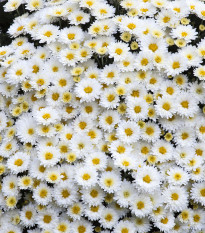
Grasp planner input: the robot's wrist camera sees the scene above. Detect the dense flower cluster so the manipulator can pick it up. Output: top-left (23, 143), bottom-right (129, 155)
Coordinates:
top-left (1, 0), bottom-right (205, 232)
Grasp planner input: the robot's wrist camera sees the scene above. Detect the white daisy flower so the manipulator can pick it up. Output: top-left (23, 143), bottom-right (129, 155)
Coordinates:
top-left (163, 186), bottom-right (188, 212)
top-left (99, 171), bottom-right (121, 193)
top-left (7, 152), bottom-right (30, 174)
top-left (37, 146), bottom-right (61, 167)
top-left (133, 165), bottom-right (162, 193)
top-left (130, 194), bottom-right (153, 217)
top-left (75, 78), bottom-right (102, 102)
top-left (116, 120), bottom-right (140, 144)
top-left (34, 107), bottom-right (60, 125)
top-left (75, 165), bottom-right (98, 188)
top-left (108, 42), bottom-right (130, 62)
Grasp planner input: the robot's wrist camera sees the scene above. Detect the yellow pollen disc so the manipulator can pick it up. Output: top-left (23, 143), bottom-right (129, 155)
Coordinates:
top-left (82, 173), bottom-right (91, 180)
top-left (149, 44), bottom-right (158, 52)
top-left (92, 158), bottom-right (100, 165)
top-left (42, 113), bottom-right (51, 120)
top-left (50, 174), bottom-right (58, 181)
top-left (62, 189), bottom-right (70, 198)
top-left (163, 16), bottom-right (170, 23)
top-left (181, 101), bottom-right (189, 108)
top-left (122, 160), bottom-right (130, 166)
top-left (25, 211), bottom-right (32, 220)
top-left (115, 48), bottom-right (123, 55)
top-left (105, 116), bottom-right (113, 125)
top-left (28, 128), bottom-right (34, 135)
top-left (181, 32), bottom-right (188, 37)
top-left (134, 106), bottom-right (141, 113)
top-left (174, 173), bottom-right (182, 180)
top-left (127, 23), bottom-right (136, 30)
top-left (171, 193), bottom-right (179, 200)
top-left (36, 78), bottom-right (45, 86)
top-left (143, 175), bottom-right (151, 183)
top-left (66, 53), bottom-right (74, 60)
top-left (32, 65), bottom-right (39, 73)
top-left (16, 70), bottom-right (23, 76)
top-left (52, 93), bottom-right (59, 101)
top-left (181, 132), bottom-right (189, 140)
top-left (90, 205), bottom-right (99, 212)
top-left (79, 121), bottom-right (87, 130)
top-left (124, 128), bottom-right (133, 136)
top-left (43, 215), bottom-right (52, 223)
top-left (58, 224), bottom-right (67, 232)
top-left (117, 146), bottom-right (125, 154)
top-left (162, 102), bottom-right (171, 111)
top-left (161, 217), bottom-right (168, 224)
top-left (107, 72), bottom-right (114, 78)
top-left (72, 205), bottom-right (81, 214)
top-left (104, 178), bottom-right (114, 187)
top-left (76, 15), bottom-right (83, 21)
top-left (200, 188), bottom-right (205, 197)
top-left (123, 191), bottom-right (130, 198)
top-left (159, 146), bottom-right (167, 154)
top-left (14, 159), bottom-right (23, 166)
top-left (90, 189), bottom-right (98, 198)
top-left (44, 31), bottom-right (52, 37)
top-left (84, 86), bottom-right (93, 93)
top-left (199, 126), bottom-right (205, 134)
top-left (39, 189), bottom-right (48, 198)
top-left (181, 211), bottom-right (189, 220)
top-left (105, 214), bottom-right (113, 222)
top-left (67, 33), bottom-right (75, 40)
top-left (172, 61), bottom-right (180, 69)
top-left (44, 152), bottom-right (53, 160)
top-left (193, 214), bottom-right (200, 222)
top-left (107, 94), bottom-right (115, 102)
top-left (145, 127), bottom-right (154, 135)
top-left (78, 225), bottom-right (86, 233)
top-left (141, 58), bottom-right (148, 66)
top-left (137, 201), bottom-right (145, 209)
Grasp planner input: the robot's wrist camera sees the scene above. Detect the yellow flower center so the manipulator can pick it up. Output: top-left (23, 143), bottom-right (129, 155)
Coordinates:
top-left (137, 201), bottom-right (145, 209)
top-left (162, 102), bottom-right (171, 111)
top-left (25, 211), bottom-right (32, 220)
top-left (105, 214), bottom-right (113, 222)
top-left (82, 173), bottom-right (91, 180)
top-left (42, 113), bottom-right (51, 120)
top-left (149, 43), bottom-right (158, 52)
top-left (134, 106), bottom-right (141, 113)
top-left (124, 128), bottom-right (133, 136)
top-left (105, 116), bottom-right (113, 125)
top-left (104, 178), bottom-right (114, 187)
top-left (90, 189), bottom-right (98, 198)
top-left (127, 23), bottom-right (136, 30)
top-left (39, 189), bottom-right (48, 198)
top-left (84, 86), bottom-right (93, 93)
top-left (44, 31), bottom-right (52, 37)
top-left (141, 58), bottom-right (148, 66)
top-left (117, 146), bottom-right (125, 154)
top-left (172, 61), bottom-right (180, 69)
top-left (200, 188), bottom-right (205, 197)
top-left (62, 189), bottom-right (70, 198)
top-left (16, 69), bottom-right (23, 76)
top-left (159, 146), bottom-right (167, 154)
top-left (143, 175), bottom-right (151, 183)
top-left (181, 101), bottom-right (189, 108)
top-left (145, 127), bottom-right (154, 135)
top-left (44, 152), bottom-right (53, 160)
top-left (92, 158), bottom-right (100, 165)
top-left (171, 193), bottom-right (179, 200)
top-left (43, 215), bottom-right (52, 223)
top-left (14, 159), bottom-right (23, 166)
